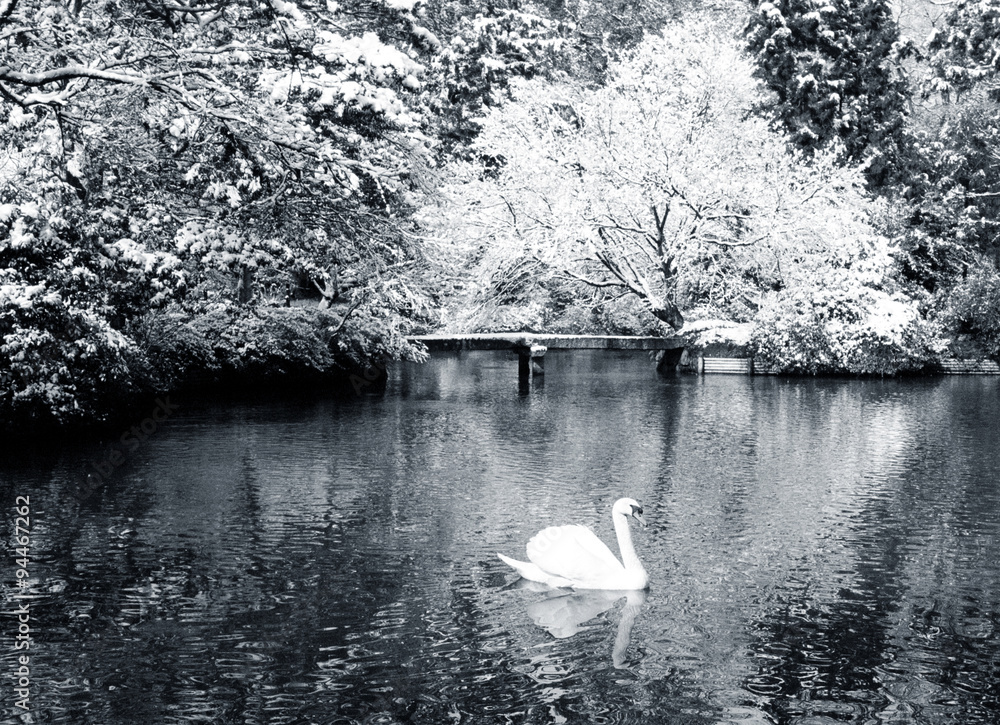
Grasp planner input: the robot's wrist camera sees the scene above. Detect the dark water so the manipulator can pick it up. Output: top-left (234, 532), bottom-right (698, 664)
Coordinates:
top-left (2, 351), bottom-right (1000, 724)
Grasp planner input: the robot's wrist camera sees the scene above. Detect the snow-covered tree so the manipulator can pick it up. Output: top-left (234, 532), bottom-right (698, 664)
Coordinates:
top-left (926, 0), bottom-right (1000, 101)
top-left (0, 0), bottom-right (446, 425)
top-left (422, 21), bottom-right (894, 324)
top-left (745, 0), bottom-right (910, 185)
top-left (419, 17), bottom-right (943, 372)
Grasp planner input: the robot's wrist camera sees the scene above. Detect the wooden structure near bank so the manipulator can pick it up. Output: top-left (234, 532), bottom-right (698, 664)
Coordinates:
top-left (699, 357), bottom-right (753, 375)
top-left (409, 333), bottom-right (1000, 387)
top-left (938, 359), bottom-right (1000, 375)
top-left (409, 333), bottom-right (685, 386)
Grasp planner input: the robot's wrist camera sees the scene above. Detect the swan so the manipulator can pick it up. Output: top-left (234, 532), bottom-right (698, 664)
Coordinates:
top-left (497, 498), bottom-right (649, 590)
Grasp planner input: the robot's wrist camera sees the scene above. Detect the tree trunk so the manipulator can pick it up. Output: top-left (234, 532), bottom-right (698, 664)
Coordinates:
top-left (237, 265), bottom-right (254, 304)
top-left (650, 301), bottom-right (684, 331)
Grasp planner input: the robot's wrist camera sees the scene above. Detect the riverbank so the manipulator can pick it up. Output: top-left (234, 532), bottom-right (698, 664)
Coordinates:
top-left (0, 304), bottom-right (427, 441)
top-left (679, 318), bottom-right (999, 377)
top-left (4, 310), bottom-right (998, 440)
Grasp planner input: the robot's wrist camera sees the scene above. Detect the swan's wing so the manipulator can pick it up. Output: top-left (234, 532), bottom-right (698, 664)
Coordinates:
top-left (497, 553), bottom-right (575, 588)
top-left (525, 525), bottom-right (625, 584)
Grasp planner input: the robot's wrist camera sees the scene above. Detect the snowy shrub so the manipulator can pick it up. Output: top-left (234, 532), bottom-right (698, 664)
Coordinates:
top-left (751, 271), bottom-right (944, 375)
top-left (939, 259), bottom-right (1000, 358)
top-left (0, 284), bottom-right (142, 427)
top-left (165, 302), bottom-right (426, 386)
top-left (332, 300), bottom-right (430, 366)
top-left (0, 199), bottom-right (184, 428)
top-left (188, 305), bottom-right (340, 381)
top-left (129, 313), bottom-right (220, 391)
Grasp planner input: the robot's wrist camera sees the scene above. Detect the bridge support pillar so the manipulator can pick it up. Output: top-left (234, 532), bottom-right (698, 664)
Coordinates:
top-left (516, 344), bottom-right (546, 386)
top-left (656, 347), bottom-right (685, 375)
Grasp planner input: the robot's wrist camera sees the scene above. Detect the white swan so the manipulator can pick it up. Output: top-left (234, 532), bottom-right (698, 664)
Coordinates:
top-left (497, 498), bottom-right (649, 590)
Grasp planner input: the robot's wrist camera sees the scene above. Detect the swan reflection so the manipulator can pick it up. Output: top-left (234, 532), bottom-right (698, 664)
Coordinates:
top-left (516, 582), bottom-right (647, 667)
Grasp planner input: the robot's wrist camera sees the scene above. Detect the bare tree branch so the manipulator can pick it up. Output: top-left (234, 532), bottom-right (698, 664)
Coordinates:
top-left (327, 294), bottom-right (367, 337)
top-left (558, 266), bottom-right (622, 288)
top-left (0, 64), bottom-right (151, 88)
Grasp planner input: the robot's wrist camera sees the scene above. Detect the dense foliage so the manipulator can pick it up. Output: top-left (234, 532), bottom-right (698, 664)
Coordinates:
top-left (4, 0), bottom-right (1000, 429)
top-left (926, 0), bottom-right (1000, 100)
top-left (894, 0), bottom-right (1000, 359)
top-left (417, 18), bottom-right (943, 374)
top-left (744, 0), bottom-right (910, 185)
top-left (740, 0), bottom-right (1000, 368)
top-left (0, 0), bottom-right (461, 427)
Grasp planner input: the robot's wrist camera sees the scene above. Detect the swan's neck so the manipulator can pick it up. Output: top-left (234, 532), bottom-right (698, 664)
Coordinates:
top-left (613, 513), bottom-right (644, 572)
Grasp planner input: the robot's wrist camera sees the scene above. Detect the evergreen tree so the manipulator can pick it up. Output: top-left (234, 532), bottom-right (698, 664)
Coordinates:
top-left (927, 0), bottom-right (1000, 100)
top-left (745, 0), bottom-right (910, 185)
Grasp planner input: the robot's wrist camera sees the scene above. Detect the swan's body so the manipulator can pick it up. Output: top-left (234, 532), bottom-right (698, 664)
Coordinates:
top-left (498, 498), bottom-right (649, 590)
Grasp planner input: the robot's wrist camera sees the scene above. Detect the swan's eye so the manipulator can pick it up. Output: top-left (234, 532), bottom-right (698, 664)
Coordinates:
top-left (631, 505), bottom-right (643, 515)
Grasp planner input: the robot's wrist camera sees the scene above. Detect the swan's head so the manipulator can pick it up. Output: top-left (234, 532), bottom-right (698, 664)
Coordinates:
top-left (613, 497), bottom-right (646, 528)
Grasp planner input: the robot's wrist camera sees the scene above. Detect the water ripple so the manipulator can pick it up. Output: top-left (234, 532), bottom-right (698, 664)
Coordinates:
top-left (2, 365), bottom-right (1000, 724)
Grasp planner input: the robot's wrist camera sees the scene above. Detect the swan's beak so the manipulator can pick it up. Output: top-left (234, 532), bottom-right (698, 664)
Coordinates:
top-left (632, 511), bottom-right (647, 528)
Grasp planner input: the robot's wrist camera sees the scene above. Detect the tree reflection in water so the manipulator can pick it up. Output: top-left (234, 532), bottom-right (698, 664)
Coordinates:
top-left (2, 356), bottom-right (1000, 724)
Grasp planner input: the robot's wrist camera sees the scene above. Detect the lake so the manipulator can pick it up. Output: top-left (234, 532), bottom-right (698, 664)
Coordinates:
top-left (2, 350), bottom-right (1000, 724)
